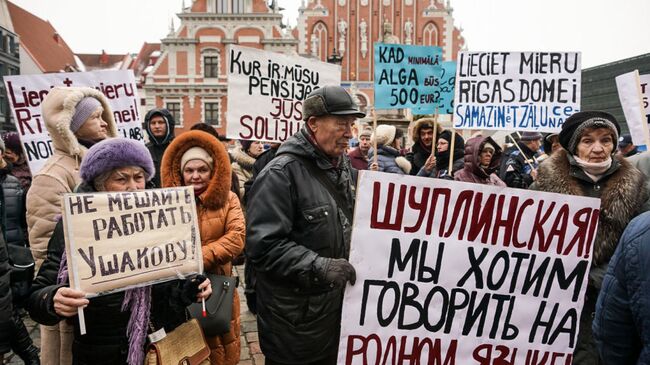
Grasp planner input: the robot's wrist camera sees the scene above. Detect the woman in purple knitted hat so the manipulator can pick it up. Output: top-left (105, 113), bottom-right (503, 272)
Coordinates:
top-left (26, 138), bottom-right (212, 365)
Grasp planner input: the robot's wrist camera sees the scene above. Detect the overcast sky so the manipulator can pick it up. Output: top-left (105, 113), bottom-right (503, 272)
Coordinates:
top-left (10, 0), bottom-right (650, 68)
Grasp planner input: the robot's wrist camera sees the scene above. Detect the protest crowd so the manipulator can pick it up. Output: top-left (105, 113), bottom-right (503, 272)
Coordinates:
top-left (1, 44), bottom-right (650, 365)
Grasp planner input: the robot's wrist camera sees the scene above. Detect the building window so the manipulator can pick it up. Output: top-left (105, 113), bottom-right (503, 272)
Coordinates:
top-left (204, 102), bottom-right (220, 126)
top-left (204, 56), bottom-right (219, 78)
top-left (215, 0), bottom-right (244, 13)
top-left (166, 102), bottom-right (181, 125)
top-left (216, 0), bottom-right (227, 13)
top-left (423, 23), bottom-right (439, 46)
top-left (312, 22), bottom-right (328, 61)
top-left (231, 0), bottom-right (244, 13)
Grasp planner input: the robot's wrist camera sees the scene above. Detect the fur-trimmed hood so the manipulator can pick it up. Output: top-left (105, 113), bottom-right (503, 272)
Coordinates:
top-left (160, 130), bottom-right (232, 210)
top-left (535, 149), bottom-right (648, 266)
top-left (41, 87), bottom-right (118, 158)
top-left (464, 136), bottom-right (502, 177)
top-left (411, 117), bottom-right (443, 144)
top-left (230, 146), bottom-right (256, 171)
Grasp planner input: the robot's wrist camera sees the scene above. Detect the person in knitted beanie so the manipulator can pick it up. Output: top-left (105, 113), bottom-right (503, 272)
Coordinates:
top-left (27, 138), bottom-right (211, 365)
top-left (531, 110), bottom-right (650, 365)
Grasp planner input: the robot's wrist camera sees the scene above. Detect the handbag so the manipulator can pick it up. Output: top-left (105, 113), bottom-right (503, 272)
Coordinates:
top-left (145, 318), bottom-right (210, 365)
top-left (188, 273), bottom-right (237, 337)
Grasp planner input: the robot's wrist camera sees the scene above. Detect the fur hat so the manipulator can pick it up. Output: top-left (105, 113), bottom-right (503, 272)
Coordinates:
top-left (559, 111), bottom-right (620, 154)
top-left (80, 139), bottom-right (155, 184)
top-left (372, 125), bottom-right (396, 146)
top-left (181, 147), bottom-right (214, 171)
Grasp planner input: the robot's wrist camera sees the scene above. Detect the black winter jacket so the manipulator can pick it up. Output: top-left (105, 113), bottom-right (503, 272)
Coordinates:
top-left (27, 184), bottom-right (199, 365)
top-left (0, 167), bottom-right (26, 248)
top-left (246, 128), bottom-right (354, 363)
top-left (406, 142), bottom-right (431, 176)
top-left (0, 233), bottom-right (12, 354)
top-left (499, 144), bottom-right (539, 189)
top-left (143, 108), bottom-right (176, 187)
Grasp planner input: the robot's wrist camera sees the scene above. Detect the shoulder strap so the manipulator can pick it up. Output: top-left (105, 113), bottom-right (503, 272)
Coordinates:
top-left (280, 152), bottom-right (353, 223)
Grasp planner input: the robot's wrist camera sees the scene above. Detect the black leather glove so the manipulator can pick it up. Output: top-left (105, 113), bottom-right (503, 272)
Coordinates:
top-left (182, 274), bottom-right (207, 303)
top-left (313, 257), bottom-right (356, 288)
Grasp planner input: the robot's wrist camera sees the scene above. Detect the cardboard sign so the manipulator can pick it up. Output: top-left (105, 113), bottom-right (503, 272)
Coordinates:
top-left (63, 187), bottom-right (203, 297)
top-left (3, 70), bottom-right (144, 174)
top-left (616, 70), bottom-right (650, 147)
top-left (453, 52), bottom-right (581, 132)
top-left (338, 172), bottom-right (600, 364)
top-left (374, 43), bottom-right (443, 111)
top-left (226, 45), bottom-right (341, 143)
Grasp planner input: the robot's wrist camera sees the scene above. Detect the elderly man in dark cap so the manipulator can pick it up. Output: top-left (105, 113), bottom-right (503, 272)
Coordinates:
top-left (246, 85), bottom-right (365, 365)
top-left (499, 131), bottom-right (542, 188)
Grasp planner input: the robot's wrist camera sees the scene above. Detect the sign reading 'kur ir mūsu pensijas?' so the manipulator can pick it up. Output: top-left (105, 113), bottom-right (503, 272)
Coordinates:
top-left (226, 45), bottom-right (341, 143)
top-left (338, 172), bottom-right (600, 365)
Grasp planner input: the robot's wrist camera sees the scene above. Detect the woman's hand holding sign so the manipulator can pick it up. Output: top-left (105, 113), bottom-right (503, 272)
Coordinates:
top-left (53, 287), bottom-right (89, 317)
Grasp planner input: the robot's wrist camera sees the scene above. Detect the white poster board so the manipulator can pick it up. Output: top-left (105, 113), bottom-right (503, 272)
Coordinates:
top-left (3, 70), bottom-right (144, 174)
top-left (615, 70), bottom-right (650, 147)
top-left (338, 171), bottom-right (600, 364)
top-left (641, 73), bottom-right (650, 139)
top-left (453, 52), bottom-right (581, 133)
top-left (226, 45), bottom-right (341, 143)
top-left (63, 187), bottom-right (202, 297)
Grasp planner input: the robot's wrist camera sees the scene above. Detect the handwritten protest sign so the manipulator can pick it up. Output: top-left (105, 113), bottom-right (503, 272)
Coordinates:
top-left (374, 43), bottom-right (443, 111)
top-left (642, 74), bottom-right (650, 134)
top-left (62, 187), bottom-right (202, 297)
top-left (413, 61), bottom-right (457, 115)
top-left (338, 172), bottom-right (599, 364)
top-left (3, 70), bottom-right (144, 174)
top-left (453, 52), bottom-right (581, 132)
top-left (616, 70), bottom-right (650, 147)
top-left (226, 45), bottom-right (341, 143)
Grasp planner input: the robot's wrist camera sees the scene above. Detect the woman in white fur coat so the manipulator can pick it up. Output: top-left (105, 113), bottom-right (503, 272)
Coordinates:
top-left (367, 125), bottom-right (411, 174)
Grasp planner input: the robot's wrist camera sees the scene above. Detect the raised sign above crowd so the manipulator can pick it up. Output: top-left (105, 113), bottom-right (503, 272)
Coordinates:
top-left (226, 45), bottom-right (341, 143)
top-left (338, 171), bottom-right (600, 364)
top-left (3, 70), bottom-right (144, 174)
top-left (453, 52), bottom-right (581, 132)
top-left (373, 43), bottom-right (447, 113)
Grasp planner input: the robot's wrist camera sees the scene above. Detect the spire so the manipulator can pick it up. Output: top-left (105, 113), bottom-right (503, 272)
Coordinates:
top-left (168, 18), bottom-right (175, 37)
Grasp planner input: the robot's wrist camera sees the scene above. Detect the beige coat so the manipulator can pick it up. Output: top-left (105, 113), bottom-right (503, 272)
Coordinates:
top-left (26, 87), bottom-right (117, 270)
top-left (230, 146), bottom-right (255, 199)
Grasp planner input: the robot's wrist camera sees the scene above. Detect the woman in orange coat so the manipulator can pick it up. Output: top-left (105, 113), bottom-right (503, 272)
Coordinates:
top-left (161, 130), bottom-right (245, 365)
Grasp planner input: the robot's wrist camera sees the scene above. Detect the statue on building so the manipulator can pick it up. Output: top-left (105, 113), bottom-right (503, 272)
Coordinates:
top-left (310, 34), bottom-right (319, 57)
top-left (359, 18), bottom-right (368, 58)
top-left (338, 19), bottom-right (347, 56)
top-left (382, 19), bottom-right (399, 44)
top-left (404, 18), bottom-right (413, 45)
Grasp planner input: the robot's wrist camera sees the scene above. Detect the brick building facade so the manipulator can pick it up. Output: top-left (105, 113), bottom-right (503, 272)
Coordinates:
top-left (144, 0), bottom-right (298, 135)
top-left (296, 0), bottom-right (465, 123)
